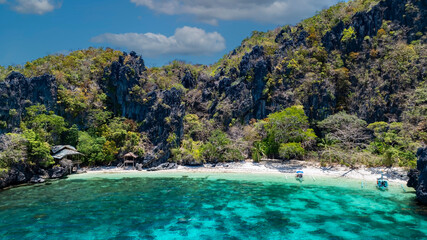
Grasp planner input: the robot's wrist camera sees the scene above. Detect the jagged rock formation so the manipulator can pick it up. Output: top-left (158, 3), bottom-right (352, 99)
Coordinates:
top-left (408, 148), bottom-right (427, 204)
top-left (185, 0), bottom-right (426, 127)
top-left (0, 163), bottom-right (69, 188)
top-left (0, 72), bottom-right (58, 133)
top-left (323, 0), bottom-right (426, 53)
top-left (103, 52), bottom-right (185, 166)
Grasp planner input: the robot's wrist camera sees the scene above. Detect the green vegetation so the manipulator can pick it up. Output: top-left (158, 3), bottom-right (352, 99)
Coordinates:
top-left (0, 104), bottom-right (146, 169)
top-left (210, 30), bottom-right (279, 76)
top-left (367, 122), bottom-right (419, 167)
top-left (341, 27), bottom-right (357, 42)
top-left (301, 0), bottom-right (380, 37)
top-left (201, 130), bottom-right (244, 163)
top-left (262, 106), bottom-right (316, 158)
top-left (0, 134), bottom-right (28, 171)
top-left (316, 112), bottom-right (422, 167)
top-left (279, 142), bottom-right (305, 159)
top-left (77, 132), bottom-right (111, 165)
top-left (4, 48), bottom-right (122, 83)
top-left (0, 0), bottom-right (425, 170)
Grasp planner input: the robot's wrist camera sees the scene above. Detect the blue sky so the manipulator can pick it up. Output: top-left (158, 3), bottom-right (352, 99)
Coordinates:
top-left (0, 0), bottom-right (341, 67)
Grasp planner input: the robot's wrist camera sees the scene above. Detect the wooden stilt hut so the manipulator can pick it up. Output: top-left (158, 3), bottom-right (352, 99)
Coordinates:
top-left (51, 145), bottom-right (83, 173)
top-left (123, 152), bottom-right (137, 169)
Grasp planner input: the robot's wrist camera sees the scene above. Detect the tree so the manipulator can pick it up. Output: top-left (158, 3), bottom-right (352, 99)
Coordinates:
top-left (171, 139), bottom-right (202, 165)
top-left (317, 112), bottom-right (370, 149)
top-left (23, 129), bottom-right (54, 167)
top-left (87, 110), bottom-right (113, 131)
top-left (201, 130), bottom-right (243, 162)
top-left (251, 141), bottom-right (267, 162)
top-left (23, 104), bottom-right (67, 144)
top-left (263, 105), bottom-right (316, 157)
top-left (279, 142), bottom-right (305, 160)
top-left (62, 124), bottom-right (79, 146)
top-left (367, 122), bottom-right (418, 167)
top-left (183, 114), bottom-right (205, 141)
top-left (77, 131), bottom-right (108, 165)
top-left (0, 134), bottom-right (28, 170)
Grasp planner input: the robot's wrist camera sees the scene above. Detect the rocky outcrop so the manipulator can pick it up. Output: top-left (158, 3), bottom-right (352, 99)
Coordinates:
top-left (103, 52), bottom-right (185, 166)
top-left (0, 72), bottom-right (58, 133)
top-left (0, 162), bottom-right (68, 189)
top-left (407, 169), bottom-right (419, 188)
top-left (188, 45), bottom-right (284, 126)
top-left (48, 166), bottom-right (68, 179)
top-left (181, 71), bottom-right (196, 89)
top-left (322, 0), bottom-right (426, 53)
top-left (0, 164), bottom-right (32, 188)
top-left (147, 162), bottom-right (178, 171)
top-left (103, 51), bottom-right (146, 117)
top-left (407, 148), bottom-right (427, 204)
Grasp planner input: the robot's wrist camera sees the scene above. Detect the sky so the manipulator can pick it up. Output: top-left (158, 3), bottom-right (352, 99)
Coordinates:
top-left (0, 0), bottom-right (341, 67)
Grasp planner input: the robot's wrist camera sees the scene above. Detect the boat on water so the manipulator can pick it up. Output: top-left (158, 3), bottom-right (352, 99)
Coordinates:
top-left (296, 171), bottom-right (304, 182)
top-left (377, 174), bottom-right (388, 191)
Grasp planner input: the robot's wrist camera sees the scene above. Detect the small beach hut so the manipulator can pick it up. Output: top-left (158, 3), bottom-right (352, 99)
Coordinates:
top-left (51, 145), bottom-right (83, 172)
top-left (123, 152), bottom-right (137, 169)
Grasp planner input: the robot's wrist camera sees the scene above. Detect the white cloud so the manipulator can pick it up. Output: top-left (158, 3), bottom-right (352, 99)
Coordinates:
top-left (91, 26), bottom-right (226, 57)
top-left (3, 0), bottom-right (61, 14)
top-left (130, 0), bottom-right (338, 25)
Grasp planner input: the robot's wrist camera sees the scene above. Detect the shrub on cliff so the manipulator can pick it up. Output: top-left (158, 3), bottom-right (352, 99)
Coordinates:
top-left (22, 129), bottom-right (55, 167)
top-left (22, 104), bottom-right (67, 145)
top-left (0, 134), bottom-right (28, 170)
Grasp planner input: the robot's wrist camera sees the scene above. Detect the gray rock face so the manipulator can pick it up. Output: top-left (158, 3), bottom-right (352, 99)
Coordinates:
top-left (147, 162), bottom-right (178, 171)
top-left (136, 163), bottom-right (143, 171)
top-left (48, 166), bottom-right (68, 179)
top-left (0, 163), bottom-right (34, 188)
top-left (187, 45), bottom-right (279, 126)
top-left (0, 72), bottom-right (58, 133)
top-left (407, 169), bottom-right (419, 188)
top-left (0, 163), bottom-right (69, 189)
top-left (103, 53), bottom-right (185, 166)
top-left (181, 71), bottom-right (196, 89)
top-left (30, 175), bottom-right (45, 183)
top-left (415, 148), bottom-right (427, 204)
top-left (322, 0), bottom-right (426, 54)
top-left (407, 148), bottom-right (427, 204)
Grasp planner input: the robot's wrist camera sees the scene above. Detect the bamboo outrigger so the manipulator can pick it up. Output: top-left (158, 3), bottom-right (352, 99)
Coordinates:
top-left (376, 173), bottom-right (388, 191)
top-left (296, 170), bottom-right (304, 182)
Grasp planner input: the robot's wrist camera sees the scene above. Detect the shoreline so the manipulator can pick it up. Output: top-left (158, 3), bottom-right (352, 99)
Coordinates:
top-left (81, 160), bottom-right (409, 184)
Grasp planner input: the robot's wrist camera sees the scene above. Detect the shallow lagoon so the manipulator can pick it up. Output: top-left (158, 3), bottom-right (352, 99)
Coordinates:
top-left (0, 172), bottom-right (426, 239)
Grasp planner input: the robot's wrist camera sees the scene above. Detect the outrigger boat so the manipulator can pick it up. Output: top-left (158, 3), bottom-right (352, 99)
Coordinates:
top-left (376, 173), bottom-right (388, 191)
top-left (296, 171), bottom-right (304, 182)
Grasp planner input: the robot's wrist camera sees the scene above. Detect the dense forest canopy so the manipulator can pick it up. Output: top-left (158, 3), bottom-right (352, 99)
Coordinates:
top-left (0, 0), bottom-right (425, 174)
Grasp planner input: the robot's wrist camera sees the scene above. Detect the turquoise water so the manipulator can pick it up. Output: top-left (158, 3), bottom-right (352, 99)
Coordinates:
top-left (0, 172), bottom-right (426, 240)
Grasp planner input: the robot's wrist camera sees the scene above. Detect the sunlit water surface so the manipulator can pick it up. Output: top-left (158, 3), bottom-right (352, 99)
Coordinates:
top-left (0, 172), bottom-right (426, 240)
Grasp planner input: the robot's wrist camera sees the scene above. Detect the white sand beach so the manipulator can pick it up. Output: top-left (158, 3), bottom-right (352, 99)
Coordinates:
top-left (82, 160), bottom-right (409, 183)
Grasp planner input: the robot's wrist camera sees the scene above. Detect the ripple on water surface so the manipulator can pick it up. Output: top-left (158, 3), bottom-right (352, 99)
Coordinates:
top-left (0, 172), bottom-right (426, 240)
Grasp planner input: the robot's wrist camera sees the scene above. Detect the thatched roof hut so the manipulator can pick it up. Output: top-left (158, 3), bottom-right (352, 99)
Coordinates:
top-left (51, 145), bottom-right (83, 160)
top-left (123, 152), bottom-right (138, 159)
top-left (123, 152), bottom-right (137, 169)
